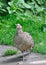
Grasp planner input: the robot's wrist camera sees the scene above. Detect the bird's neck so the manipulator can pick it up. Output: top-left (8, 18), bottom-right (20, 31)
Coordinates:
top-left (16, 29), bottom-right (23, 34)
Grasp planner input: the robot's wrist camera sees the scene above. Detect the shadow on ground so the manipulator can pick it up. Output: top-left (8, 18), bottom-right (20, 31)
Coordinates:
top-left (1, 57), bottom-right (23, 63)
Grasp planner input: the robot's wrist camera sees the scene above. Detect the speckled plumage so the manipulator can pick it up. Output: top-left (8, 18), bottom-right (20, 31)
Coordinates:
top-left (14, 24), bottom-right (34, 52)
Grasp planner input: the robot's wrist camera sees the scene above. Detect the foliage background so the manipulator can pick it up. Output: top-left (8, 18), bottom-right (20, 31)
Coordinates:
top-left (0, 0), bottom-right (46, 54)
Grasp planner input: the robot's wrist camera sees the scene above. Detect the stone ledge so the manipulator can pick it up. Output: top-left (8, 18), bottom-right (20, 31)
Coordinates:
top-left (0, 52), bottom-right (30, 62)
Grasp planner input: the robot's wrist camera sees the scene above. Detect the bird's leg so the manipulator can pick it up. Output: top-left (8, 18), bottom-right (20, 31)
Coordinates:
top-left (22, 52), bottom-right (24, 62)
top-left (22, 51), bottom-right (25, 62)
top-left (22, 51), bottom-right (27, 61)
top-left (22, 50), bottom-right (30, 62)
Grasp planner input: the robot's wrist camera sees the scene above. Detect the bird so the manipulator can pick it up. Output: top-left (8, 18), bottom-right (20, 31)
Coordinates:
top-left (13, 24), bottom-right (34, 61)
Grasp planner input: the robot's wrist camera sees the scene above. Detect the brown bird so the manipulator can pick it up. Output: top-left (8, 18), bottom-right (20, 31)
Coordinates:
top-left (13, 24), bottom-right (34, 61)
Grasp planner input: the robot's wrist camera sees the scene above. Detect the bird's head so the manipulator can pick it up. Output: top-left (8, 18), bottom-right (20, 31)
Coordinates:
top-left (16, 24), bottom-right (22, 30)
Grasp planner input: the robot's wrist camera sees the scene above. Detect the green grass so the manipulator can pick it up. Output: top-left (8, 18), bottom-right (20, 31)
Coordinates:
top-left (3, 49), bottom-right (18, 56)
top-left (0, 13), bottom-right (46, 54)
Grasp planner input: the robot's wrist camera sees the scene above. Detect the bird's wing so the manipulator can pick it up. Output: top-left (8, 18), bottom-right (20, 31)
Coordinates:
top-left (19, 32), bottom-right (34, 46)
top-left (18, 31), bottom-right (34, 42)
